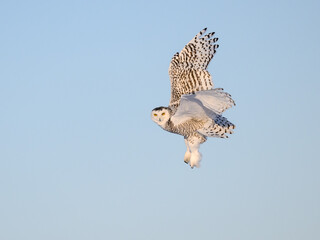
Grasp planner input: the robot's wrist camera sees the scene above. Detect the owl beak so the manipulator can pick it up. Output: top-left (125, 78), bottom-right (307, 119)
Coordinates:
top-left (158, 118), bottom-right (162, 122)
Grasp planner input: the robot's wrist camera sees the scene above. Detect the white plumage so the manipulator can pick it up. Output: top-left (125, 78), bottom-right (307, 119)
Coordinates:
top-left (151, 28), bottom-right (235, 168)
top-left (171, 88), bottom-right (235, 125)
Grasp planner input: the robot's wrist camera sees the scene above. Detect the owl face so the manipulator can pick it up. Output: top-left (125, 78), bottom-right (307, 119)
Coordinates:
top-left (151, 106), bottom-right (171, 127)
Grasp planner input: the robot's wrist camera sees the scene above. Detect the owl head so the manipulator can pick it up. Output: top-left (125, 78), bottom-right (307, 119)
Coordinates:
top-left (151, 106), bottom-right (171, 127)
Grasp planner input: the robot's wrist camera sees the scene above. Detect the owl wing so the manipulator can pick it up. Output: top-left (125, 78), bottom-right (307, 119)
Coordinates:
top-left (168, 28), bottom-right (219, 110)
top-left (171, 88), bottom-right (235, 126)
top-left (170, 96), bottom-right (208, 126)
top-left (191, 88), bottom-right (235, 115)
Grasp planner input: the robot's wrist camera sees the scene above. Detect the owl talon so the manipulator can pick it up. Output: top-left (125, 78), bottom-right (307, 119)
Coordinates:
top-left (184, 150), bottom-right (191, 164)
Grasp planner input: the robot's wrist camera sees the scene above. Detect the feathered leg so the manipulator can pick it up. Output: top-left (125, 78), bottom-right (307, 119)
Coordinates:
top-left (184, 138), bottom-right (191, 164)
top-left (186, 133), bottom-right (206, 168)
top-left (189, 140), bottom-right (201, 168)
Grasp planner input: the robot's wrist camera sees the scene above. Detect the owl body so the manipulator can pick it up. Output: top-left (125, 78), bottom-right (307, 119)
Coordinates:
top-left (151, 28), bottom-right (235, 168)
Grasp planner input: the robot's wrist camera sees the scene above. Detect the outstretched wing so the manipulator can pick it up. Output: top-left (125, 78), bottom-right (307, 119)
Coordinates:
top-left (171, 88), bottom-right (235, 126)
top-left (168, 28), bottom-right (219, 110)
top-left (190, 88), bottom-right (235, 115)
top-left (170, 97), bottom-right (208, 126)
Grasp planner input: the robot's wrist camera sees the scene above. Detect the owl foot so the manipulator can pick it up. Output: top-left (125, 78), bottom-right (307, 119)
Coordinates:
top-left (184, 151), bottom-right (191, 164)
top-left (189, 151), bottom-right (201, 168)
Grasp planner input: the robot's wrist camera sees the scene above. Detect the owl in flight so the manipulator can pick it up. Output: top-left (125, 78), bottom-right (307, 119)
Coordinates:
top-left (151, 28), bottom-right (235, 168)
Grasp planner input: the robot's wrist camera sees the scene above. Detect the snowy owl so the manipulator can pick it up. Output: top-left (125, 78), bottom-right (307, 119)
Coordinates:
top-left (151, 28), bottom-right (235, 168)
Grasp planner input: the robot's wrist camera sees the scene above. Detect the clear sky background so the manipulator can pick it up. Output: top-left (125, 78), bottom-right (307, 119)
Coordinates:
top-left (0, 0), bottom-right (319, 239)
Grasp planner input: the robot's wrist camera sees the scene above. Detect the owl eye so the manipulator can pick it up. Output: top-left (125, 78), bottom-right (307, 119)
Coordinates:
top-left (154, 114), bottom-right (158, 116)
top-left (161, 112), bottom-right (165, 116)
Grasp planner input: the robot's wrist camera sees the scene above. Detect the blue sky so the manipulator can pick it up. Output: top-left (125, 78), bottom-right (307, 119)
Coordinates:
top-left (0, 0), bottom-right (319, 239)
